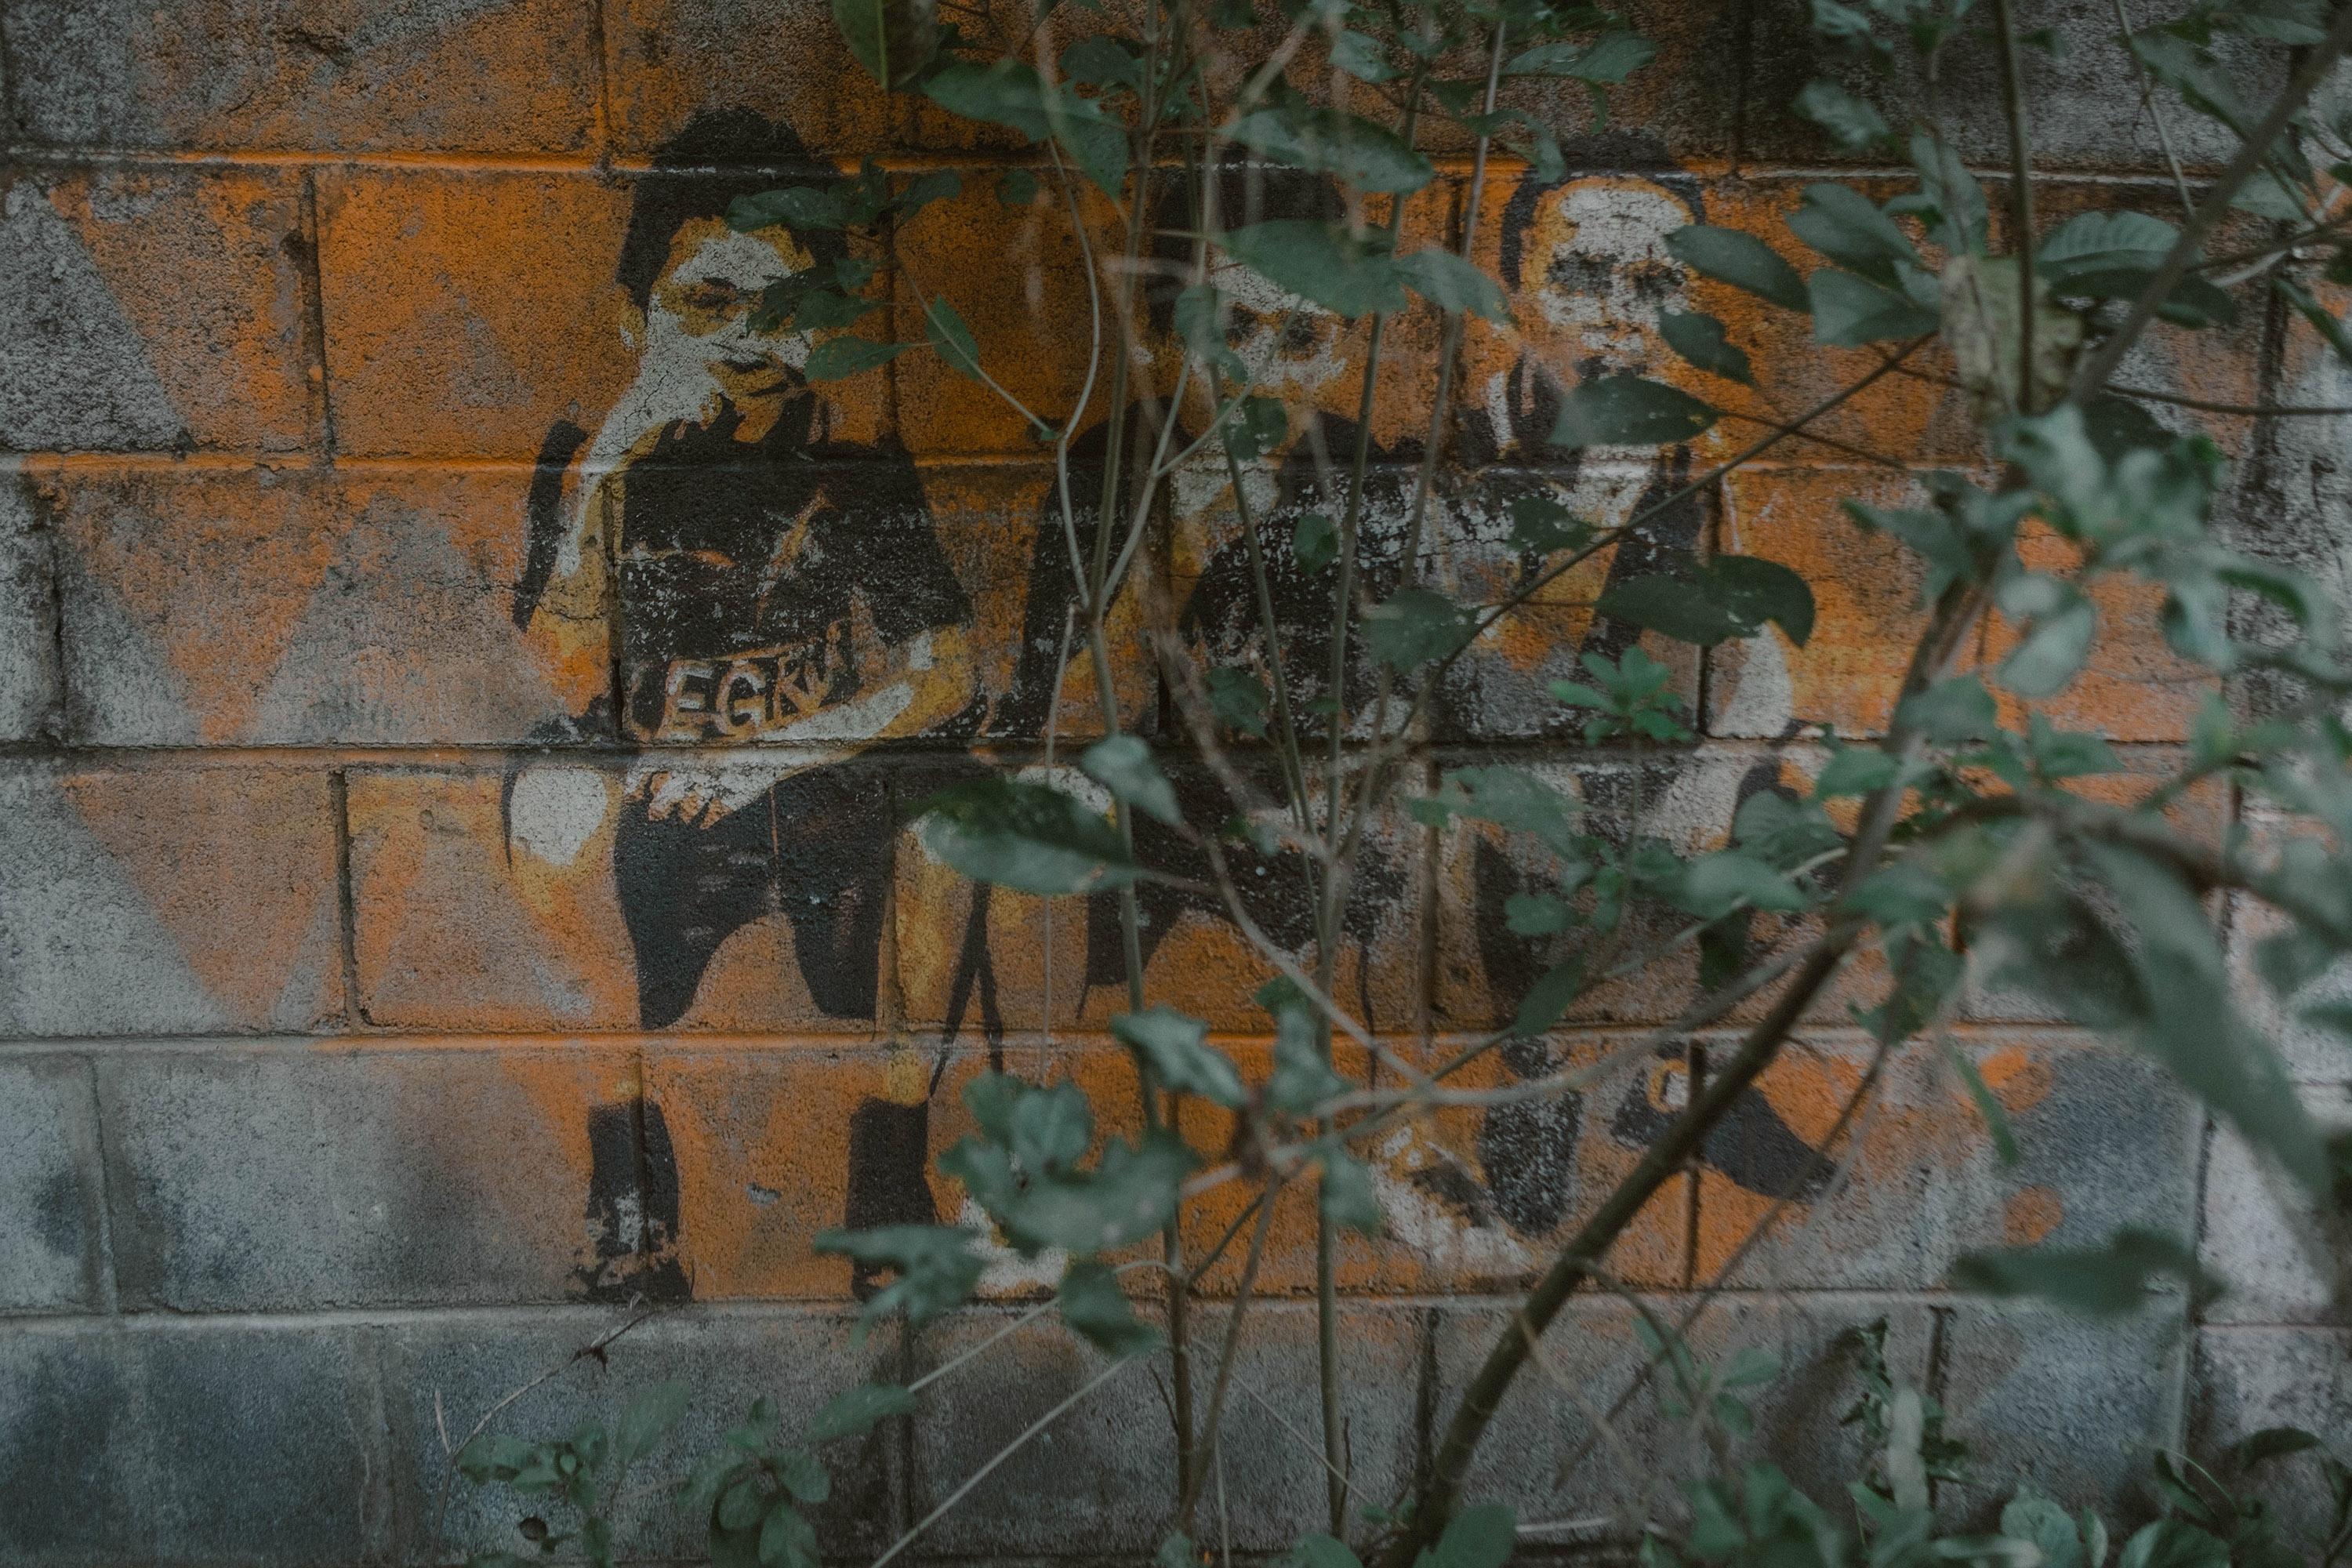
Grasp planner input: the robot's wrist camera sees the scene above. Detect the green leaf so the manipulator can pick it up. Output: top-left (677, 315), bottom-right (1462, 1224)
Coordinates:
top-left (613, 1381), bottom-right (691, 1468)
top-left (999, 1131), bottom-right (1196, 1254)
top-left (1941, 1038), bottom-right (2019, 1163)
top-left (2280, 275), bottom-right (2352, 368)
top-left (1680, 850), bottom-right (1809, 917)
top-left (1058, 1259), bottom-right (1164, 1356)
top-left (896, 170), bottom-right (960, 214)
top-left (1512, 958), bottom-right (1586, 1037)
top-left (1223, 395), bottom-right (1289, 462)
top-left (1788, 183), bottom-right (1921, 285)
top-left (1317, 1142), bottom-right (1385, 1234)
top-left (1845, 501), bottom-right (1975, 603)
top-left (1267, 1006), bottom-right (1345, 1116)
top-left (1418, 1503), bottom-right (1517, 1568)
top-left (1329, 30), bottom-right (1399, 81)
top-left (1951, 1226), bottom-right (2216, 1316)
top-left (916, 775), bottom-right (1139, 895)
top-left (2002, 1485), bottom-right (2084, 1568)
top-left (1081, 735), bottom-right (1182, 826)
top-left (1289, 1534), bottom-right (1364, 1568)
top-left (1060, 35), bottom-right (1142, 89)
top-left (1505, 892), bottom-right (1571, 935)
top-left (1205, 667), bottom-right (1270, 737)
top-left (1506, 495), bottom-right (1592, 555)
top-left (2037, 210), bottom-right (2178, 286)
top-left (924, 297), bottom-right (983, 380)
top-left (832, 0), bottom-right (938, 88)
top-left (1395, 249), bottom-right (1510, 322)
top-left (1363, 588), bottom-right (1478, 670)
top-left (1505, 31), bottom-right (1657, 82)
top-left (815, 1225), bottom-right (985, 1334)
top-left (805, 1383), bottom-right (917, 1443)
top-left (730, 187), bottom-right (847, 232)
top-left (1813, 741), bottom-right (1898, 798)
top-left (789, 289), bottom-right (880, 332)
top-left (772, 1450), bottom-right (829, 1505)
top-left (757, 1499), bottom-right (818, 1568)
top-left (998, 167), bottom-right (1042, 206)
top-left (921, 59), bottom-right (1090, 141)
top-left (1794, 78), bottom-right (1892, 151)
top-left (1809, 267), bottom-right (1938, 345)
top-left (1228, 106), bottom-right (1436, 195)
top-left (1222, 221), bottom-right (1406, 319)
top-left (1414, 766), bottom-right (1582, 855)
top-left (802, 336), bottom-right (915, 382)
top-left (1595, 555), bottom-right (1813, 648)
top-left (717, 1475), bottom-right (770, 1532)
top-left (2116, 1520), bottom-right (2230, 1568)
top-left (1173, 285), bottom-right (1244, 379)
top-left (1666, 224), bottom-right (1810, 314)
top-left (1895, 675), bottom-right (1995, 744)
top-left (1550, 373), bottom-right (1718, 448)
top-left (1658, 310), bottom-right (1753, 384)
top-left (1907, 130), bottom-right (1987, 253)
top-left (1294, 512), bottom-right (1338, 572)
top-left (1112, 1005), bottom-right (1247, 1108)
top-left (1994, 572), bottom-right (2095, 698)
top-left (2231, 1425), bottom-right (2324, 1468)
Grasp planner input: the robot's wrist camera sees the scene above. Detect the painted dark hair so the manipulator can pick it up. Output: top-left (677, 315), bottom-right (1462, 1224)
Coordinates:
top-left (1142, 162), bottom-right (1347, 338)
top-left (615, 108), bottom-right (847, 310)
top-left (1494, 163), bottom-right (1704, 293)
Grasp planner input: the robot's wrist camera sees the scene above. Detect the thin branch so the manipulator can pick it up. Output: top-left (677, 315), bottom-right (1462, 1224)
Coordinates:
top-left (2112, 0), bottom-right (2198, 216)
top-left (1990, 0), bottom-right (2039, 412)
top-left (2107, 383), bottom-right (2352, 417)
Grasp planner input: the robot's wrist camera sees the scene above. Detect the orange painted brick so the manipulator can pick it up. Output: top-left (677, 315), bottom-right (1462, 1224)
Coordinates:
top-left (0, 763), bottom-right (343, 1036)
top-left (9, 0), bottom-right (600, 154)
top-left (608, 0), bottom-right (902, 158)
top-left (1693, 1032), bottom-right (2200, 1289)
top-left (42, 463), bottom-right (590, 746)
top-left (318, 169), bottom-right (892, 459)
top-left (350, 764), bottom-right (899, 1035)
top-left (4, 167), bottom-right (313, 454)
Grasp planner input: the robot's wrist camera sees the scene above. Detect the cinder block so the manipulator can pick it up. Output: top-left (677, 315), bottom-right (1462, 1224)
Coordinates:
top-left (0, 763), bottom-right (343, 1037)
top-left (1742, 0), bottom-right (2281, 172)
top-left (902, 757), bottom-right (1424, 1036)
top-left (1, 167), bottom-right (313, 453)
top-left (0, 470), bottom-right (60, 740)
top-left (607, 0), bottom-right (902, 158)
top-left (383, 1306), bottom-right (898, 1563)
top-left (1428, 1295), bottom-right (1934, 1535)
top-left (42, 463), bottom-right (591, 746)
top-left (0, 1056), bottom-right (106, 1313)
top-left (2198, 1083), bottom-right (2351, 1327)
top-left (1178, 1301), bottom-right (1424, 1548)
top-left (2189, 1326), bottom-right (2352, 1548)
top-left (1934, 1298), bottom-right (2188, 1526)
top-left (1708, 467), bottom-right (1943, 741)
top-left (2228, 887), bottom-right (2352, 1085)
top-left (1179, 1033), bottom-right (1693, 1296)
top-left (318, 166), bottom-right (893, 460)
top-left (906, 1306), bottom-right (1185, 1553)
top-left (96, 1042), bottom-right (657, 1311)
top-left (7, 0), bottom-right (601, 154)
top-left (0, 1320), bottom-right (388, 1563)
top-left (350, 764), bottom-right (902, 1033)
top-left (1699, 1033), bottom-right (2199, 1290)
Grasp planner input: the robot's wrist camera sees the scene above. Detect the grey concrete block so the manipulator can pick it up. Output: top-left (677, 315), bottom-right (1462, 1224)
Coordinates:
top-left (1430, 1295), bottom-right (1934, 1539)
top-left (1722, 1038), bottom-right (2201, 1291)
top-left (0, 764), bottom-right (343, 1037)
top-left (906, 1308), bottom-right (1179, 1555)
top-left (1741, 0), bottom-right (2278, 172)
top-left (0, 166), bottom-right (312, 454)
top-left (382, 1307), bottom-right (898, 1564)
top-left (0, 470), bottom-right (60, 741)
top-left (2189, 1326), bottom-right (2352, 1548)
top-left (1935, 1299), bottom-right (2189, 1526)
top-left (7, 0), bottom-right (599, 154)
top-left (96, 1044), bottom-right (653, 1312)
top-left (2199, 1083), bottom-right (2352, 1327)
top-left (0, 1055), bottom-right (106, 1313)
top-left (0, 1320), bottom-right (389, 1563)
top-left (1181, 1302), bottom-right (1423, 1550)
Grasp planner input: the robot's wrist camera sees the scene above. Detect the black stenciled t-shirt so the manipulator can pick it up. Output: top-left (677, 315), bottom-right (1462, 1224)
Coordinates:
top-left (616, 400), bottom-right (970, 740)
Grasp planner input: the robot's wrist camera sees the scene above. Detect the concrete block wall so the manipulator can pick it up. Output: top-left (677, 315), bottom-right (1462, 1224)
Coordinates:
top-left (0, 2), bottom-right (2343, 1560)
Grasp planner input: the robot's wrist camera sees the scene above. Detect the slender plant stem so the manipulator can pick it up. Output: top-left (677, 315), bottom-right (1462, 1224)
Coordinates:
top-left (2107, 383), bottom-right (2352, 416)
top-left (1990, 0), bottom-right (2039, 412)
top-left (2111, 0), bottom-right (2197, 216)
top-left (1177, 1177), bottom-right (1285, 1524)
top-left (2069, 0), bottom-right (2352, 402)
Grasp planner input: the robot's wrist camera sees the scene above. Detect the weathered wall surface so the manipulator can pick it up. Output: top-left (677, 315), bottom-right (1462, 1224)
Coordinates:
top-left (0, 2), bottom-right (2343, 1560)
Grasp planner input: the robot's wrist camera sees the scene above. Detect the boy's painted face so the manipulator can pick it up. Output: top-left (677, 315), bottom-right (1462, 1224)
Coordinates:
top-left (644, 216), bottom-right (821, 417)
top-left (1520, 180), bottom-right (1695, 377)
top-left (1211, 256), bottom-right (1348, 404)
